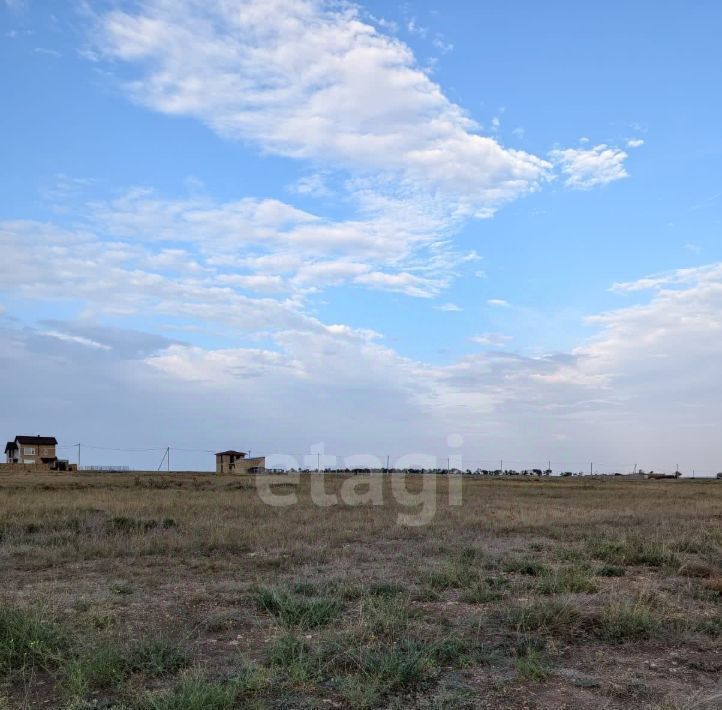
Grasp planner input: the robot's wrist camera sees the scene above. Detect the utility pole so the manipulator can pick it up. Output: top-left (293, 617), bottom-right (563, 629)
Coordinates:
top-left (447, 457), bottom-right (450, 473)
top-left (167, 447), bottom-right (170, 473)
top-left (77, 443), bottom-right (81, 470)
top-left (500, 459), bottom-right (503, 473)
top-left (590, 462), bottom-right (593, 476)
top-left (386, 455), bottom-right (390, 472)
top-left (317, 452), bottom-right (320, 472)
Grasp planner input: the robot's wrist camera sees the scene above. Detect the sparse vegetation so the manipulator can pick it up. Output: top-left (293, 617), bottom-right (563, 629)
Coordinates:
top-left (255, 586), bottom-right (343, 628)
top-left (0, 470), bottom-right (720, 707)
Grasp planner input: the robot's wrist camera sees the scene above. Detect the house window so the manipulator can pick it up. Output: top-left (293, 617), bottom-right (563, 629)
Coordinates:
top-left (24, 447), bottom-right (35, 455)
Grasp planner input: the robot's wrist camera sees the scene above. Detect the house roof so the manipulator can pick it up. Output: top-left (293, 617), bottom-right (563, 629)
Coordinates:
top-left (14, 436), bottom-right (58, 446)
top-left (215, 450), bottom-right (247, 457)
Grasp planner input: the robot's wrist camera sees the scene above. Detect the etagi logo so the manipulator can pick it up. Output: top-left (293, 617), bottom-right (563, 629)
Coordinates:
top-left (255, 437), bottom-right (464, 527)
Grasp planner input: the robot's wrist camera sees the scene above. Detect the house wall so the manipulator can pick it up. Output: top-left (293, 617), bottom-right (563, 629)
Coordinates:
top-left (13, 444), bottom-right (56, 465)
top-left (215, 455), bottom-right (266, 474)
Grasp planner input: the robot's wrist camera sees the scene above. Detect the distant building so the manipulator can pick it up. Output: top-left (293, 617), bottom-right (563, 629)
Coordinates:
top-left (3, 435), bottom-right (72, 471)
top-left (215, 450), bottom-right (265, 474)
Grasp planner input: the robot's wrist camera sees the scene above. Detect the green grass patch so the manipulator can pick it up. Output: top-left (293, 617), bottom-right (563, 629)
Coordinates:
top-left (62, 634), bottom-right (188, 699)
top-left (266, 634), bottom-right (323, 685)
top-left (506, 598), bottom-right (582, 638)
top-left (515, 647), bottom-right (551, 681)
top-left (127, 636), bottom-right (189, 677)
top-left (0, 606), bottom-right (67, 675)
top-left (255, 587), bottom-right (342, 629)
top-left (360, 595), bottom-right (411, 639)
top-left (109, 580), bottom-right (134, 596)
top-left (586, 535), bottom-right (678, 568)
top-left (459, 576), bottom-right (509, 604)
top-left (596, 565), bottom-right (626, 577)
top-left (535, 566), bottom-right (598, 594)
top-left (419, 549), bottom-right (480, 591)
top-left (357, 639), bottom-right (431, 692)
top-left (594, 600), bottom-right (660, 642)
top-left (61, 641), bottom-right (128, 697)
top-left (503, 559), bottom-right (547, 576)
top-left (142, 675), bottom-right (243, 710)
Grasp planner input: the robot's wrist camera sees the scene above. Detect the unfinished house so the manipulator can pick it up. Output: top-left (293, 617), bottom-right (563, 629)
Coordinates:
top-left (215, 450), bottom-right (266, 474)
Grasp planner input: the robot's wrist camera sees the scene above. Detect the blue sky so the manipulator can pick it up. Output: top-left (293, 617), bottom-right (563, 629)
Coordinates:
top-left (1, 1), bottom-right (721, 472)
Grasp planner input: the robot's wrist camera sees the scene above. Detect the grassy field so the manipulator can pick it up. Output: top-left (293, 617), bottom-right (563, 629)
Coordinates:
top-left (0, 471), bottom-right (720, 709)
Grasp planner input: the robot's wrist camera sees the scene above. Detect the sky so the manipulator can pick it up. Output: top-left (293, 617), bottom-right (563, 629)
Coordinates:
top-left (1, 0), bottom-right (721, 474)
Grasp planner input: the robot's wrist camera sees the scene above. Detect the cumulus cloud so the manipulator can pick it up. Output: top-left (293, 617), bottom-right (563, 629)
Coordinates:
top-left (96, 0), bottom-right (551, 220)
top-left (550, 144), bottom-right (629, 189)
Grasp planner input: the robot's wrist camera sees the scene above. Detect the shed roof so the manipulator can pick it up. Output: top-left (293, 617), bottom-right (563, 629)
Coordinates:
top-left (215, 450), bottom-right (247, 457)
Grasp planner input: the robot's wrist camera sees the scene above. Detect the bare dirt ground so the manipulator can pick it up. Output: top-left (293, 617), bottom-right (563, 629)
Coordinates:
top-left (0, 472), bottom-right (720, 709)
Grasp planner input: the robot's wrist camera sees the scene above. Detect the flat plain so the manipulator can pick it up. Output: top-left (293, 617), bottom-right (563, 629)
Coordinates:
top-left (0, 471), bottom-right (720, 709)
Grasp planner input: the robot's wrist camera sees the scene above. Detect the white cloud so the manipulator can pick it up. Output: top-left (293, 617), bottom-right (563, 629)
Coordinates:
top-left (288, 172), bottom-right (333, 197)
top-left (40, 330), bottom-right (112, 350)
top-left (627, 138), bottom-right (645, 148)
top-left (97, 0), bottom-right (551, 220)
top-left (471, 333), bottom-right (511, 346)
top-left (406, 18), bottom-right (427, 38)
top-left (435, 303), bottom-right (462, 312)
top-left (354, 270), bottom-right (439, 298)
top-left (610, 263), bottom-right (722, 293)
top-left (487, 298), bottom-right (510, 307)
top-left (431, 36), bottom-right (453, 54)
top-left (549, 144), bottom-right (629, 190)
top-left (33, 47), bottom-right (62, 58)
top-left (81, 187), bottom-right (463, 297)
top-left (4, 262), bottom-right (722, 470)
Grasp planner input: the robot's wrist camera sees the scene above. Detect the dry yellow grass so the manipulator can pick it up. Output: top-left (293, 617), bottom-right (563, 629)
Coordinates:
top-left (0, 471), bottom-right (720, 709)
